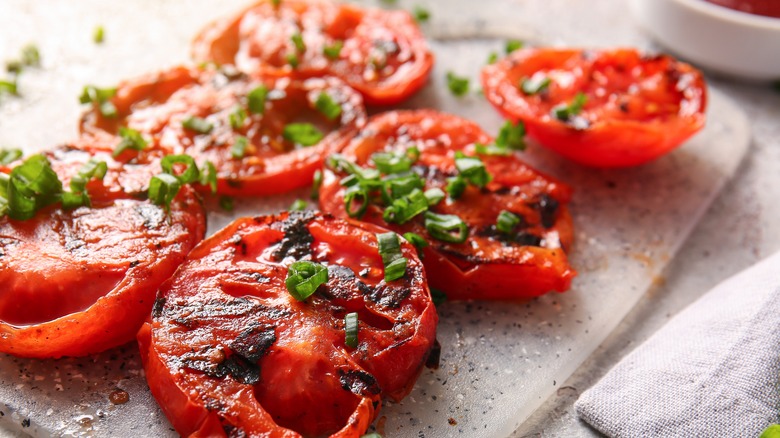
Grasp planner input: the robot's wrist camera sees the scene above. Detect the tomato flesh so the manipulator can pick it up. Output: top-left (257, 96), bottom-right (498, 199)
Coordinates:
top-left (139, 211), bottom-right (437, 437)
top-left (481, 48), bottom-right (707, 167)
top-left (191, 0), bottom-right (434, 105)
top-left (0, 139), bottom-right (206, 358)
top-left (80, 65), bottom-right (367, 196)
top-left (318, 110), bottom-right (575, 301)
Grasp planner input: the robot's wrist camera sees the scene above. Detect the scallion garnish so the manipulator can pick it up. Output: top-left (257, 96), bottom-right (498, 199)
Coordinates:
top-left (505, 39), bottom-right (524, 53)
top-left (430, 288), bottom-right (447, 307)
top-left (229, 105), bottom-right (247, 130)
top-left (344, 312), bottom-right (359, 348)
top-left (290, 199), bottom-right (307, 211)
top-left (291, 32), bottom-right (306, 52)
top-left (113, 127), bottom-right (148, 157)
top-left (424, 187), bottom-right (445, 206)
top-left (201, 161), bottom-right (218, 194)
top-left (219, 195), bottom-right (234, 211)
top-left (0, 149), bottom-right (22, 165)
top-left (474, 143), bottom-right (511, 156)
top-left (311, 169), bottom-right (322, 200)
top-left (446, 175), bottom-right (466, 199)
top-left (371, 148), bottom-right (418, 174)
top-left (21, 45), bottom-right (40, 67)
top-left (495, 120), bottom-right (526, 151)
top-left (414, 6), bottom-right (430, 22)
top-left (182, 116), bottom-right (213, 134)
top-left (285, 260), bottom-right (329, 300)
top-left (377, 231), bottom-right (407, 282)
top-left (383, 188), bottom-right (428, 224)
top-left (323, 40), bottom-right (344, 59)
top-left (314, 92), bottom-right (342, 121)
top-left (403, 232), bottom-right (429, 252)
top-left (446, 72), bottom-right (469, 97)
top-left (496, 210), bottom-right (521, 234)
top-left (344, 185), bottom-right (369, 218)
top-left (520, 76), bottom-right (551, 95)
top-left (0, 79), bottom-right (18, 96)
top-left (148, 173), bottom-right (181, 212)
top-left (5, 154), bottom-right (63, 220)
top-left (79, 85), bottom-right (117, 118)
top-left (486, 52), bottom-right (499, 65)
top-left (455, 153), bottom-right (492, 188)
top-left (283, 123), bottom-right (323, 146)
top-left (424, 211), bottom-right (468, 243)
top-left (247, 85), bottom-right (268, 114)
top-left (161, 155), bottom-right (200, 184)
top-left (94, 26), bottom-right (105, 44)
top-left (383, 173), bottom-right (425, 201)
top-left (69, 158), bottom-right (107, 195)
top-left (552, 92), bottom-right (588, 121)
top-left (286, 53), bottom-right (299, 68)
top-left (232, 136), bottom-right (249, 159)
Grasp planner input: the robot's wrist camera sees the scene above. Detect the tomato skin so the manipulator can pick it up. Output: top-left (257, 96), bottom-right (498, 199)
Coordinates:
top-left (0, 139), bottom-right (206, 358)
top-left (140, 211), bottom-right (437, 437)
top-left (191, 0), bottom-right (434, 105)
top-left (80, 65), bottom-right (367, 197)
top-left (481, 48), bottom-right (707, 167)
top-left (318, 110), bottom-right (575, 301)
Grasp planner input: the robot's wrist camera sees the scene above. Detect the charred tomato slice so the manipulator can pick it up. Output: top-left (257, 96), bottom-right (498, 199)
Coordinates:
top-left (138, 211), bottom-right (437, 437)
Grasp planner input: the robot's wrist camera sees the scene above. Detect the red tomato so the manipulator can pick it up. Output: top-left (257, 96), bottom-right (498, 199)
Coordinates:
top-left (191, 0), bottom-right (434, 105)
top-left (318, 110), bottom-right (575, 301)
top-left (80, 65), bottom-right (366, 197)
top-left (138, 211), bottom-right (438, 437)
top-left (481, 48), bottom-right (707, 167)
top-left (0, 138), bottom-right (206, 358)
top-left (706, 0), bottom-right (780, 18)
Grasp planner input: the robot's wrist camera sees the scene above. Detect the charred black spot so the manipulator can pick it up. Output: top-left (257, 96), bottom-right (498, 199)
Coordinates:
top-left (515, 232), bottom-right (543, 247)
top-left (129, 260), bottom-right (140, 268)
top-left (219, 355), bottom-right (260, 385)
top-left (534, 194), bottom-right (559, 229)
top-left (230, 324), bottom-right (276, 363)
top-left (339, 369), bottom-right (381, 396)
top-left (362, 283), bottom-right (411, 309)
top-left (135, 204), bottom-right (165, 229)
top-left (227, 179), bottom-right (242, 188)
top-left (271, 211), bottom-right (316, 261)
top-left (358, 268), bottom-right (370, 278)
top-left (151, 295), bottom-right (166, 319)
top-left (172, 318), bottom-right (199, 329)
top-left (180, 347), bottom-right (260, 385)
top-left (328, 265), bottom-right (355, 281)
top-left (426, 339), bottom-right (442, 369)
top-left (223, 424), bottom-right (248, 438)
top-left (320, 265), bottom-right (361, 300)
top-left (619, 101), bottom-right (630, 113)
top-left (243, 272), bottom-right (270, 284)
top-left (162, 297), bottom-right (290, 321)
top-left (477, 224), bottom-right (543, 248)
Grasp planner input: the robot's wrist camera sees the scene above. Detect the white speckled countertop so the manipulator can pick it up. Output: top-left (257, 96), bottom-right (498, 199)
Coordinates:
top-left (1, 1), bottom-right (779, 437)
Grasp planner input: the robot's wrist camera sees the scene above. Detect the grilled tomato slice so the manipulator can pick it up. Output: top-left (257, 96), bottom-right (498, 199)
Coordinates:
top-left (138, 211), bottom-right (438, 437)
top-left (318, 110), bottom-right (575, 301)
top-left (481, 47), bottom-right (707, 167)
top-left (0, 138), bottom-right (206, 358)
top-left (191, 0), bottom-right (433, 105)
top-left (80, 65), bottom-right (366, 196)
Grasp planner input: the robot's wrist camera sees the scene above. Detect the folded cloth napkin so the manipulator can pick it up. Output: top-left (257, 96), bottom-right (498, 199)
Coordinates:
top-left (576, 251), bottom-right (780, 437)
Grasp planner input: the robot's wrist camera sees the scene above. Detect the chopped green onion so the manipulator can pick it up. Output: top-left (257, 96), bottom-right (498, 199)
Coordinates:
top-left (5, 61), bottom-right (22, 75)
top-left (424, 211), bottom-right (468, 243)
top-left (328, 154), bottom-right (381, 182)
top-left (455, 154), bottom-right (492, 187)
top-left (21, 45), bottom-right (40, 67)
top-left (403, 232), bottom-right (429, 252)
top-left (283, 123), bottom-right (323, 146)
top-left (552, 92), bottom-right (588, 121)
top-left (486, 52), bottom-right (499, 65)
top-left (113, 127), bottom-right (148, 157)
top-left (377, 231), bottom-right (407, 282)
top-left (371, 148), bottom-right (418, 174)
top-left (286, 53), bottom-right (299, 68)
top-left (311, 169), bottom-right (322, 200)
top-left (344, 185), bottom-right (369, 218)
top-left (413, 6), bottom-right (430, 22)
top-left (247, 85), bottom-right (268, 114)
top-left (60, 191), bottom-right (90, 210)
top-left (0, 149), bottom-right (22, 165)
top-left (272, 0), bottom-right (281, 6)
top-left (182, 116), bottom-right (213, 134)
top-left (382, 173), bottom-right (424, 201)
top-left (201, 161), bottom-right (218, 194)
top-left (430, 288), bottom-right (447, 306)
top-left (6, 154), bottom-right (63, 220)
top-left (161, 155), bottom-right (200, 184)
top-left (424, 187), bottom-right (445, 206)
top-left (229, 105), bottom-right (248, 130)
top-left (495, 121), bottom-right (526, 151)
top-left (323, 40), bottom-right (344, 59)
top-left (446, 72), bottom-right (469, 97)
top-left (446, 175), bottom-right (466, 199)
top-left (148, 173), bottom-right (181, 212)
top-left (383, 188), bottom-right (428, 224)
top-left (496, 210), bottom-right (521, 234)
top-left (93, 26), bottom-right (105, 44)
top-left (0, 79), bottom-right (18, 96)
top-left (505, 39), bottom-right (524, 54)
top-left (219, 195), bottom-right (234, 211)
top-left (520, 76), bottom-right (551, 95)
top-left (291, 32), bottom-right (306, 52)
top-left (290, 199), bottom-right (307, 211)
top-left (344, 312), bottom-right (359, 348)
top-left (314, 92), bottom-right (342, 121)
top-left (232, 135), bottom-right (249, 159)
top-left (79, 85), bottom-right (117, 118)
top-left (474, 143), bottom-right (511, 156)
top-left (285, 261), bottom-right (329, 300)
top-left (69, 158), bottom-right (107, 194)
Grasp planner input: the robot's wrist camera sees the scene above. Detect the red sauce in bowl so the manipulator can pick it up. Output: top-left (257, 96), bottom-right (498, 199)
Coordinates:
top-left (705, 0), bottom-right (780, 18)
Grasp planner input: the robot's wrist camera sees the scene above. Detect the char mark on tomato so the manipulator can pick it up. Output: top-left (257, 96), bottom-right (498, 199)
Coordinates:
top-left (270, 210), bottom-right (316, 260)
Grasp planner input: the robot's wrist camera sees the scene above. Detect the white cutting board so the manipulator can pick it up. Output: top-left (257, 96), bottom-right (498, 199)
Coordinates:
top-left (0, 2), bottom-right (750, 437)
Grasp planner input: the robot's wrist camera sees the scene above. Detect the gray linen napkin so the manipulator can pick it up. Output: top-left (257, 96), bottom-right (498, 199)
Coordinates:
top-left (576, 251), bottom-right (780, 437)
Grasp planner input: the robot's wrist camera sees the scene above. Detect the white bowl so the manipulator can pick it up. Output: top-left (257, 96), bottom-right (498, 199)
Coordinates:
top-left (630, 0), bottom-right (780, 81)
